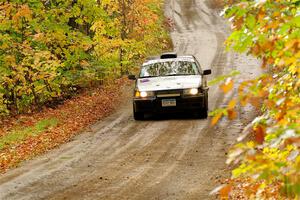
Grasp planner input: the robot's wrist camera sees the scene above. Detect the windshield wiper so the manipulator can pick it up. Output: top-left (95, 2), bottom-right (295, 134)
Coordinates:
top-left (140, 74), bottom-right (196, 78)
top-left (163, 74), bottom-right (195, 77)
top-left (140, 75), bottom-right (158, 78)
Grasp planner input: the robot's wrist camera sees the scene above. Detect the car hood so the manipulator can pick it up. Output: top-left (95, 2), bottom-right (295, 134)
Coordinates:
top-left (137, 75), bottom-right (202, 91)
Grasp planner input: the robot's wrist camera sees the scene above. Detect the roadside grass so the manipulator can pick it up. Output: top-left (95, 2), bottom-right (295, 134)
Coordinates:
top-left (0, 118), bottom-right (58, 150)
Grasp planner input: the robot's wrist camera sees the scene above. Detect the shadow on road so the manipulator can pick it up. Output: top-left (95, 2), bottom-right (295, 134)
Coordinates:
top-left (142, 112), bottom-right (207, 121)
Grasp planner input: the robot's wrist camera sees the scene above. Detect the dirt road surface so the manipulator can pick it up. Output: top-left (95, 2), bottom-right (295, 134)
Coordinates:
top-left (0, 0), bottom-right (260, 199)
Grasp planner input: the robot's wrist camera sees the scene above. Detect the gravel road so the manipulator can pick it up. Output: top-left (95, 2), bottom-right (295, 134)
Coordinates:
top-left (0, 0), bottom-right (260, 199)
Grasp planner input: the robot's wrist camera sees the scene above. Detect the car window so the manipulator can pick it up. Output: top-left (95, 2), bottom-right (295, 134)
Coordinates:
top-left (140, 61), bottom-right (200, 78)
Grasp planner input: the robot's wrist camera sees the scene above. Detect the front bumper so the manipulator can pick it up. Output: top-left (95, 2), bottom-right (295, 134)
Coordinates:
top-left (133, 94), bottom-right (205, 113)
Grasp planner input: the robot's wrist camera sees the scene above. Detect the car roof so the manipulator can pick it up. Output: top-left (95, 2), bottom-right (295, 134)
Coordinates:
top-left (142, 55), bottom-right (197, 66)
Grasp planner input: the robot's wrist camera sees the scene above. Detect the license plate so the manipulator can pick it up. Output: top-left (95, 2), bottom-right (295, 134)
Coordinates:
top-left (162, 99), bottom-right (176, 107)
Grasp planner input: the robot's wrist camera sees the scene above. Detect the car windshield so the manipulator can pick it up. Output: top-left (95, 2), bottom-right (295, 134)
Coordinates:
top-left (140, 61), bottom-right (200, 78)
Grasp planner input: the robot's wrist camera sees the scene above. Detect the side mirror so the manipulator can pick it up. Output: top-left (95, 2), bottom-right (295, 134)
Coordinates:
top-left (203, 69), bottom-right (212, 75)
top-left (128, 74), bottom-right (136, 80)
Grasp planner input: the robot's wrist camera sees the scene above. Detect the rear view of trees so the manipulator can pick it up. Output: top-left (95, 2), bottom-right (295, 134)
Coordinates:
top-left (0, 0), bottom-right (170, 115)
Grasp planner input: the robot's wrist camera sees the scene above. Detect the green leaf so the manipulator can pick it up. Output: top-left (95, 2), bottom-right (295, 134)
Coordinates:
top-left (246, 15), bottom-right (256, 29)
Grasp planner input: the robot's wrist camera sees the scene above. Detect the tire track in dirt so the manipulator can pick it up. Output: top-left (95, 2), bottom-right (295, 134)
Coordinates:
top-left (47, 120), bottom-right (202, 200)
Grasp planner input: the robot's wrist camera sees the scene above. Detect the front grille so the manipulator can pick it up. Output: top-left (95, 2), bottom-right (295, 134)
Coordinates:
top-left (156, 90), bottom-right (182, 98)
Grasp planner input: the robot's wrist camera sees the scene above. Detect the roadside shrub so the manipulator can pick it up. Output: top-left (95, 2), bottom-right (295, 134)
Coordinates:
top-left (214, 0), bottom-right (300, 198)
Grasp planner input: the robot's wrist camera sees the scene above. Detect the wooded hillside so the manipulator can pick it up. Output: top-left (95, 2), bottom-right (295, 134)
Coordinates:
top-left (0, 0), bottom-right (170, 115)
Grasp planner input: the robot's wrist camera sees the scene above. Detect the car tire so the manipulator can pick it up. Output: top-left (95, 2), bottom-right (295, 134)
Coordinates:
top-left (200, 109), bottom-right (208, 119)
top-left (134, 111), bottom-right (144, 120)
top-left (133, 106), bottom-right (144, 120)
top-left (199, 92), bottom-right (208, 119)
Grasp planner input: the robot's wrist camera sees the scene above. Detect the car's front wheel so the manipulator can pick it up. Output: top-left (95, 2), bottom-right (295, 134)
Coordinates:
top-left (203, 92), bottom-right (209, 118)
top-left (197, 93), bottom-right (208, 119)
top-left (133, 106), bottom-right (144, 120)
top-left (200, 108), bottom-right (208, 119)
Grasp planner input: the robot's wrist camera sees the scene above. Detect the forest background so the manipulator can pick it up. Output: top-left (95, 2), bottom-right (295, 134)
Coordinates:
top-left (0, 0), bottom-right (171, 115)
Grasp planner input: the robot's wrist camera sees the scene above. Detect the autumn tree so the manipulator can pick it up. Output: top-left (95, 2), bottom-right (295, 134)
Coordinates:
top-left (214, 0), bottom-right (300, 198)
top-left (0, 0), bottom-right (170, 115)
top-left (92, 0), bottom-right (170, 75)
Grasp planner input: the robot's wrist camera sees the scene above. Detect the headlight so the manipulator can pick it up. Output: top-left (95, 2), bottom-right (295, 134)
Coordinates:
top-left (183, 88), bottom-right (199, 95)
top-left (135, 91), bottom-right (155, 98)
top-left (140, 91), bottom-right (148, 98)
